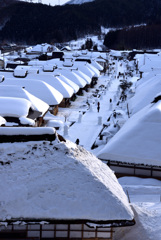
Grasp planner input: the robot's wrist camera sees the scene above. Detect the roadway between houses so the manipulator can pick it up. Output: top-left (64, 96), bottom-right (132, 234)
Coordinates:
top-left (65, 76), bottom-right (121, 152)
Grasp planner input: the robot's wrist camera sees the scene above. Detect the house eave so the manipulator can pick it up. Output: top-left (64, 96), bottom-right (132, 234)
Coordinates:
top-left (0, 218), bottom-right (135, 228)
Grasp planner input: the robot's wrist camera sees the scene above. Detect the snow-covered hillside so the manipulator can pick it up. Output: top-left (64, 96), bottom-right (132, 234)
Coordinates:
top-left (67, 0), bottom-right (94, 5)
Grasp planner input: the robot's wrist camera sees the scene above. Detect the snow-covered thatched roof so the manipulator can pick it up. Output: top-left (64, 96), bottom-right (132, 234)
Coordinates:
top-left (0, 138), bottom-right (134, 225)
top-left (0, 97), bottom-right (32, 118)
top-left (91, 60), bottom-right (104, 71)
top-left (1, 78), bottom-right (63, 106)
top-left (97, 101), bottom-right (161, 167)
top-left (56, 74), bottom-right (79, 94)
top-left (0, 85), bottom-right (49, 116)
top-left (55, 69), bottom-right (87, 88)
top-left (72, 69), bottom-right (92, 84)
top-left (86, 62), bottom-right (100, 78)
top-left (128, 75), bottom-right (161, 115)
top-left (26, 73), bottom-right (74, 98)
top-left (14, 68), bottom-right (27, 77)
top-left (73, 62), bottom-right (95, 79)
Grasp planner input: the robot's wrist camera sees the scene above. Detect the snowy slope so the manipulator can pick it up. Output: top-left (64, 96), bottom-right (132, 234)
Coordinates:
top-left (0, 137), bottom-right (134, 223)
top-left (67, 0), bottom-right (95, 4)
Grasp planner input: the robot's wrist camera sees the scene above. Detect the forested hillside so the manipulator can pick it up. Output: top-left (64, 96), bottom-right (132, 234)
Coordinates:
top-left (104, 24), bottom-right (161, 50)
top-left (0, 0), bottom-right (161, 44)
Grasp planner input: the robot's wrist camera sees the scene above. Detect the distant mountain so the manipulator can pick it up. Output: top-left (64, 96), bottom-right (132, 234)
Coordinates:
top-left (0, 0), bottom-right (161, 45)
top-left (67, 0), bottom-right (94, 5)
top-left (104, 24), bottom-right (161, 50)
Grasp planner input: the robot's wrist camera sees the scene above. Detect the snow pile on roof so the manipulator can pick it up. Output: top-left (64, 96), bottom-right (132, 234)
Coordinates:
top-left (0, 127), bottom-right (56, 136)
top-left (92, 60), bottom-right (104, 71)
top-left (1, 79), bottom-right (63, 106)
top-left (55, 69), bottom-right (86, 88)
top-left (56, 74), bottom-right (79, 94)
top-left (14, 66), bottom-right (40, 74)
top-left (0, 116), bottom-right (6, 126)
top-left (97, 101), bottom-right (161, 166)
top-left (0, 139), bottom-right (134, 223)
top-left (0, 97), bottom-right (31, 118)
top-left (43, 64), bottom-right (54, 72)
top-left (14, 68), bottom-right (27, 77)
top-left (128, 75), bottom-right (161, 114)
top-left (75, 69), bottom-right (91, 83)
top-left (29, 43), bottom-right (53, 53)
top-left (0, 85), bottom-right (49, 116)
top-left (27, 73), bottom-right (74, 98)
top-left (63, 59), bottom-right (73, 67)
top-left (73, 62), bottom-right (95, 79)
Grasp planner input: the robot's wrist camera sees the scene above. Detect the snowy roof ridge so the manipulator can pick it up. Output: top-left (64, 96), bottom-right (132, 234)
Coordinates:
top-left (1, 78), bottom-right (63, 106)
top-left (0, 139), bottom-right (134, 225)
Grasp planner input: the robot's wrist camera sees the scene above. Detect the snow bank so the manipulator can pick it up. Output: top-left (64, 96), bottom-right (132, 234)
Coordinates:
top-left (114, 204), bottom-right (161, 240)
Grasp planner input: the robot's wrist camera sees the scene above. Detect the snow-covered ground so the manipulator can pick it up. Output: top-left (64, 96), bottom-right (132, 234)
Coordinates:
top-left (114, 177), bottom-right (161, 240)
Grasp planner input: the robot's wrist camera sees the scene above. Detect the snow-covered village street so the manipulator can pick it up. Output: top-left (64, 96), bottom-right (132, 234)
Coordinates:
top-left (1, 42), bottom-right (161, 240)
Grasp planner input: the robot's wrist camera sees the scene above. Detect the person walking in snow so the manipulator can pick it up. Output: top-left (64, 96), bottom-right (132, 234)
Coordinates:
top-left (86, 99), bottom-right (90, 110)
top-left (97, 102), bottom-right (100, 113)
top-left (75, 138), bottom-right (80, 145)
top-left (113, 110), bottom-right (116, 118)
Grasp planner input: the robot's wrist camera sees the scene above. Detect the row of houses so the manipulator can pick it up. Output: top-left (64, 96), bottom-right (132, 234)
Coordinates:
top-left (0, 44), bottom-right (136, 239)
top-left (0, 44), bottom-right (108, 128)
top-left (97, 51), bottom-right (161, 180)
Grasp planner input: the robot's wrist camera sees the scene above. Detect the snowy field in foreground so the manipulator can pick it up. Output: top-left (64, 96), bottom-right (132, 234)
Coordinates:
top-left (115, 177), bottom-right (161, 240)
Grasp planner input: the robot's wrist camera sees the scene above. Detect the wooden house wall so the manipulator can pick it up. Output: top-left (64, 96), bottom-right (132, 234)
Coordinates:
top-left (0, 224), bottom-right (113, 240)
top-left (106, 160), bottom-right (161, 180)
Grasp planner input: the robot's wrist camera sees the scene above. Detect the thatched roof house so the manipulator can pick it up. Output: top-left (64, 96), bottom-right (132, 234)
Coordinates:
top-left (97, 100), bottom-right (161, 179)
top-left (0, 134), bottom-right (134, 239)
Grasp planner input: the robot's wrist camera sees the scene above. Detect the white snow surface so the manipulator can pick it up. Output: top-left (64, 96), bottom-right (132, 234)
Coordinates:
top-left (0, 97), bottom-right (31, 118)
top-left (0, 139), bottom-right (134, 222)
top-left (128, 75), bottom-right (161, 114)
top-left (0, 126), bottom-right (55, 136)
top-left (0, 116), bottom-right (6, 126)
top-left (114, 177), bottom-right (161, 240)
top-left (0, 78), bottom-right (63, 105)
top-left (0, 85), bottom-right (49, 116)
top-left (26, 73), bottom-right (74, 98)
top-left (97, 101), bottom-right (161, 166)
